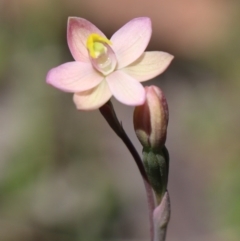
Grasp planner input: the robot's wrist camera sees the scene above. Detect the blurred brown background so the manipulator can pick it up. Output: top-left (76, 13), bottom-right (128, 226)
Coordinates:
top-left (0, 0), bottom-right (240, 240)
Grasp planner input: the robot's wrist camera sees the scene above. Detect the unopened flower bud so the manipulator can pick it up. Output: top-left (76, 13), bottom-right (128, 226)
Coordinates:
top-left (133, 86), bottom-right (169, 151)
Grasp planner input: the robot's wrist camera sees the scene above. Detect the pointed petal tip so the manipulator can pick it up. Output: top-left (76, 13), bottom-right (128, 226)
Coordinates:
top-left (131, 16), bottom-right (151, 25)
top-left (133, 16), bottom-right (150, 21)
top-left (160, 52), bottom-right (174, 71)
top-left (46, 68), bottom-right (55, 85)
top-left (67, 17), bottom-right (79, 30)
top-left (67, 16), bottom-right (86, 26)
top-left (67, 16), bottom-right (75, 23)
top-left (132, 16), bottom-right (152, 36)
top-left (158, 52), bottom-right (174, 71)
top-left (138, 16), bottom-right (152, 26)
top-left (68, 16), bottom-right (77, 21)
top-left (167, 53), bottom-right (174, 61)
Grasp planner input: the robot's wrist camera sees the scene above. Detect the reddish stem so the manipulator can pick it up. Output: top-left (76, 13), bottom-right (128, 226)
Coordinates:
top-left (99, 101), bottom-right (155, 241)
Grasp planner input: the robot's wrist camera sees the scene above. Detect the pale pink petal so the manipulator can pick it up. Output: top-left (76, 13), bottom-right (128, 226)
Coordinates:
top-left (73, 80), bottom-right (112, 110)
top-left (123, 52), bottom-right (174, 82)
top-left (67, 17), bottom-right (106, 62)
top-left (110, 17), bottom-right (152, 69)
top-left (46, 62), bottom-right (103, 92)
top-left (106, 70), bottom-right (145, 106)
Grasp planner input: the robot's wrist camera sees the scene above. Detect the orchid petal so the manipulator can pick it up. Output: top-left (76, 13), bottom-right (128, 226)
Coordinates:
top-left (106, 70), bottom-right (145, 106)
top-left (67, 17), bottom-right (106, 62)
top-left (73, 80), bottom-right (112, 110)
top-left (46, 62), bottom-right (103, 92)
top-left (110, 17), bottom-right (152, 69)
top-left (123, 52), bottom-right (174, 82)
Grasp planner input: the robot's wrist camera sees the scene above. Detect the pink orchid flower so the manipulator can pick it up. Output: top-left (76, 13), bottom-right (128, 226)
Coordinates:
top-left (46, 17), bottom-right (173, 110)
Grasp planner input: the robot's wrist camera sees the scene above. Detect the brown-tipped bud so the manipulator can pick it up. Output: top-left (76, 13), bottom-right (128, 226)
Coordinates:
top-left (133, 86), bottom-right (169, 150)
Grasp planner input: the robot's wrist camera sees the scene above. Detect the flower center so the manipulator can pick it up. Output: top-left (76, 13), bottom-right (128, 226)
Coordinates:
top-left (87, 34), bottom-right (111, 58)
top-left (86, 33), bottom-right (117, 75)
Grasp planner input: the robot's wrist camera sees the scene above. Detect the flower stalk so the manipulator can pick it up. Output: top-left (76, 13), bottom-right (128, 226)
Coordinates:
top-left (99, 100), bottom-right (155, 241)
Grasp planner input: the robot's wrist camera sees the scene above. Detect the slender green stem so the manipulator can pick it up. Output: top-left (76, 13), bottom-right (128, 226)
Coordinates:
top-left (99, 101), bottom-right (155, 241)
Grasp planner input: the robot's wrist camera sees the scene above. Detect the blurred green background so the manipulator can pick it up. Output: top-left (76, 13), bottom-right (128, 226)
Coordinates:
top-left (0, 0), bottom-right (240, 240)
